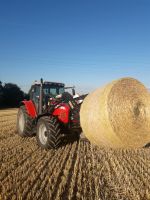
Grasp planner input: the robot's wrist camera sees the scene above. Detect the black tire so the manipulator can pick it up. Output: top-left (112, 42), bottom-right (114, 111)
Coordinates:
top-left (36, 116), bottom-right (62, 149)
top-left (17, 105), bottom-right (34, 137)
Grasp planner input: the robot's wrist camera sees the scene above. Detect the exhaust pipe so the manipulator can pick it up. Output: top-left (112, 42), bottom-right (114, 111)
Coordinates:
top-left (39, 78), bottom-right (43, 114)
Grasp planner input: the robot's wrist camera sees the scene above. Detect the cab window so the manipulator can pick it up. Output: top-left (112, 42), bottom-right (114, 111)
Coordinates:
top-left (59, 87), bottom-right (65, 94)
top-left (32, 86), bottom-right (40, 103)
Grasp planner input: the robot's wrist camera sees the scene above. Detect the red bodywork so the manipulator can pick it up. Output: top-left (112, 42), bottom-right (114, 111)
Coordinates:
top-left (22, 100), bottom-right (37, 118)
top-left (53, 103), bottom-right (70, 124)
top-left (22, 100), bottom-right (70, 124)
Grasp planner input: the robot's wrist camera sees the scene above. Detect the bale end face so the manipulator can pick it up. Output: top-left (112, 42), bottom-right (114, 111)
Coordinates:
top-left (80, 77), bottom-right (150, 148)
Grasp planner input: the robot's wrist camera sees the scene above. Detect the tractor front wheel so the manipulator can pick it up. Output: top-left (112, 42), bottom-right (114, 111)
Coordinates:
top-left (36, 116), bottom-right (62, 149)
top-left (17, 105), bottom-right (34, 137)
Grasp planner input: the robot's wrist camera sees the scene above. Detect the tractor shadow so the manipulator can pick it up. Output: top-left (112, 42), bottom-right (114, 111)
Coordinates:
top-left (59, 132), bottom-right (88, 148)
top-left (60, 132), bottom-right (80, 147)
top-left (144, 143), bottom-right (150, 148)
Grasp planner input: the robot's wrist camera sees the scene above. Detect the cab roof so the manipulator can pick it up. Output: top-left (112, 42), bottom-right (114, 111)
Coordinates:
top-left (33, 81), bottom-right (65, 87)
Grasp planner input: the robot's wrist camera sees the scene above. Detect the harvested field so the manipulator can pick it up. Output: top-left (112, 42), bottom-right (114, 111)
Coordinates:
top-left (0, 109), bottom-right (150, 200)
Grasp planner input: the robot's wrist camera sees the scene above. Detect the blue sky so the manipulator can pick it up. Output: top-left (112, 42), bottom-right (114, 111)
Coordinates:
top-left (0, 0), bottom-right (150, 93)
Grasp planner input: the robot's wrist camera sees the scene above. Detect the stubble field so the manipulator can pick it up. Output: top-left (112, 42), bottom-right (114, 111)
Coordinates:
top-left (0, 109), bottom-right (150, 200)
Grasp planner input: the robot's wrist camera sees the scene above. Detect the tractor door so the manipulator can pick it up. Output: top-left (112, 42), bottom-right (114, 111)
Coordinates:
top-left (30, 85), bottom-right (40, 112)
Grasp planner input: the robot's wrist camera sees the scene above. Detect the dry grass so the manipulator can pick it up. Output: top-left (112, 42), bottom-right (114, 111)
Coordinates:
top-left (0, 109), bottom-right (150, 200)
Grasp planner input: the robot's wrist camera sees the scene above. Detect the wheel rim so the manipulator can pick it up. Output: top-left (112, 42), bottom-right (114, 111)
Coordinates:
top-left (19, 110), bottom-right (25, 132)
top-left (38, 123), bottom-right (48, 145)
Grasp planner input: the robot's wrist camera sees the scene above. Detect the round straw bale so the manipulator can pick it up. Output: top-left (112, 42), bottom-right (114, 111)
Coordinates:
top-left (80, 77), bottom-right (150, 148)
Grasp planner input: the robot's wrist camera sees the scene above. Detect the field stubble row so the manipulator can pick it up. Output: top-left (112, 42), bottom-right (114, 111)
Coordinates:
top-left (0, 109), bottom-right (150, 200)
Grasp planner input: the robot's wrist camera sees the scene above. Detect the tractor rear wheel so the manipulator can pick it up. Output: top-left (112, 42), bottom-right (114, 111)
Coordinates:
top-left (17, 105), bottom-right (34, 137)
top-left (36, 116), bottom-right (62, 149)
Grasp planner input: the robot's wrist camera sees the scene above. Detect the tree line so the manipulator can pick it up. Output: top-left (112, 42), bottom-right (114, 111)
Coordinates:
top-left (0, 81), bottom-right (29, 108)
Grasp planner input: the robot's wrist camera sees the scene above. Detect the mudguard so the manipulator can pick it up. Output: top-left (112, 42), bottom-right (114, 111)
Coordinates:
top-left (21, 100), bottom-right (37, 118)
top-left (53, 103), bottom-right (70, 124)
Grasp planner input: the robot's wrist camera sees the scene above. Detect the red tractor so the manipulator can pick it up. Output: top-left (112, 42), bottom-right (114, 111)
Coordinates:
top-left (17, 79), bottom-right (86, 149)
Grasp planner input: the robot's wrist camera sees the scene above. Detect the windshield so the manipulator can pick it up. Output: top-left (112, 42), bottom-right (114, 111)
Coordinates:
top-left (43, 86), bottom-right (65, 97)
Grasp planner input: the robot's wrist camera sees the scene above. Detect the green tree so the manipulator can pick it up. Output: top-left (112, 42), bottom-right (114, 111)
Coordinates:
top-left (24, 92), bottom-right (30, 100)
top-left (3, 83), bottom-right (24, 107)
top-left (0, 81), bottom-right (4, 107)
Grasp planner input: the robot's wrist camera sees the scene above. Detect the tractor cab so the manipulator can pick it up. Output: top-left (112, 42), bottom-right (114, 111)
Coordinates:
top-left (29, 80), bottom-right (76, 114)
top-left (29, 81), bottom-right (65, 99)
top-left (29, 81), bottom-right (65, 112)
